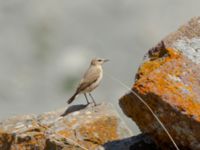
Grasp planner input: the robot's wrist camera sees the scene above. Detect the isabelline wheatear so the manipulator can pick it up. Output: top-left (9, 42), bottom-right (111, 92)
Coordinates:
top-left (67, 58), bottom-right (109, 106)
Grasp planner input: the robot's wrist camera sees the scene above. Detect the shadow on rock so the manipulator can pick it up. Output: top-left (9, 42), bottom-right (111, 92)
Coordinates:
top-left (60, 104), bottom-right (88, 116)
top-left (102, 134), bottom-right (159, 150)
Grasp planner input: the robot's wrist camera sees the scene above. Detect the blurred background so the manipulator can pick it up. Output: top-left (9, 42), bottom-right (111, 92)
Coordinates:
top-left (0, 0), bottom-right (200, 134)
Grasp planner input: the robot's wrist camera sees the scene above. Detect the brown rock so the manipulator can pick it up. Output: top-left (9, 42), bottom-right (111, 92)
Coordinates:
top-left (120, 17), bottom-right (200, 150)
top-left (0, 131), bottom-right (14, 150)
top-left (0, 103), bottom-right (132, 150)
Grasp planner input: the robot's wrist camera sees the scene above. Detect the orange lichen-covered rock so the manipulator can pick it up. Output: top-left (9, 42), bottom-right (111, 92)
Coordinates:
top-left (0, 103), bottom-right (132, 150)
top-left (120, 17), bottom-right (200, 150)
top-left (0, 115), bottom-right (46, 150)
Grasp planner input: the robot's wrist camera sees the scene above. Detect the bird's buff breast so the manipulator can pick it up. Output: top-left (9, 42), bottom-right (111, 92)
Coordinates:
top-left (84, 69), bottom-right (103, 93)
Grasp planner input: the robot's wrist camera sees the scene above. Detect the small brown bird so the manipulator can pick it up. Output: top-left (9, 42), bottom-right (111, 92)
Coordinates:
top-left (67, 58), bottom-right (109, 105)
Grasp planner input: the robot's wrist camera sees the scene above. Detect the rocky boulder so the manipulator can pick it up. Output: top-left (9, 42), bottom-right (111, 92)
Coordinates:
top-left (0, 103), bottom-right (133, 150)
top-left (120, 17), bottom-right (200, 150)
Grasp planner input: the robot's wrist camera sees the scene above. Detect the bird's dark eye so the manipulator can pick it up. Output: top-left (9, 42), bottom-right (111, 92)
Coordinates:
top-left (98, 59), bottom-right (101, 62)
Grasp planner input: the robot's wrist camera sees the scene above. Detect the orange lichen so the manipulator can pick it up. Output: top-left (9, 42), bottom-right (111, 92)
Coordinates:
top-left (0, 132), bottom-right (13, 147)
top-left (12, 132), bottom-right (45, 150)
top-left (58, 130), bottom-right (74, 138)
top-left (134, 47), bottom-right (200, 121)
top-left (77, 116), bottom-right (118, 149)
top-left (137, 48), bottom-right (181, 79)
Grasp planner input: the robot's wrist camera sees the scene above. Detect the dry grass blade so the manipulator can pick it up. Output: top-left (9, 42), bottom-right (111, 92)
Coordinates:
top-left (105, 72), bottom-right (180, 150)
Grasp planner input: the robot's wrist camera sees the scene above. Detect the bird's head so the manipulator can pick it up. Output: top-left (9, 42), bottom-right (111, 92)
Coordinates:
top-left (91, 58), bottom-right (109, 66)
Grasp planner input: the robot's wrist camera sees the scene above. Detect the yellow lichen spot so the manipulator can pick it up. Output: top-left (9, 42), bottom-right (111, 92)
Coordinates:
top-left (137, 47), bottom-right (182, 80)
top-left (165, 47), bottom-right (180, 59)
top-left (77, 116), bottom-right (118, 149)
top-left (58, 130), bottom-right (74, 138)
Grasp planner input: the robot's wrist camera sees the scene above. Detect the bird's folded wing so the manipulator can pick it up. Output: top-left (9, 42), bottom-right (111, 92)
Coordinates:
top-left (76, 66), bottom-right (101, 92)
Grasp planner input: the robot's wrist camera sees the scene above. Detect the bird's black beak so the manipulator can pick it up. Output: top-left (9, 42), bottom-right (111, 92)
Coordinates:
top-left (103, 59), bottom-right (109, 63)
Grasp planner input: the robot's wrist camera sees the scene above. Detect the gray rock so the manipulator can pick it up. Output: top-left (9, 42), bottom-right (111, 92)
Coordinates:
top-left (0, 103), bottom-right (134, 150)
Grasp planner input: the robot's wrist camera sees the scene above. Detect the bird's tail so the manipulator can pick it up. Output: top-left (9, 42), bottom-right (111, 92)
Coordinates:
top-left (67, 92), bottom-right (78, 104)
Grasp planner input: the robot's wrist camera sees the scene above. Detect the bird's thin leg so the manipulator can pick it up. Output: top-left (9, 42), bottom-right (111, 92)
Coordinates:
top-left (84, 93), bottom-right (90, 105)
top-left (89, 93), bottom-right (97, 106)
